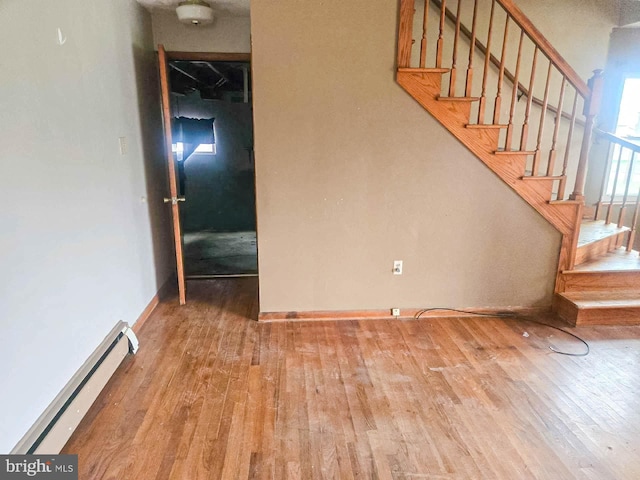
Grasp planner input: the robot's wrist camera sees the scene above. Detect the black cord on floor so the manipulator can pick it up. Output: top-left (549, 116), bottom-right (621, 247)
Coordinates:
top-left (413, 308), bottom-right (590, 357)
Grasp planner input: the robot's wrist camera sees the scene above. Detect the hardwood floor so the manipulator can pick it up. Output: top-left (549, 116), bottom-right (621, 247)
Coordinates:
top-left (63, 279), bottom-right (640, 479)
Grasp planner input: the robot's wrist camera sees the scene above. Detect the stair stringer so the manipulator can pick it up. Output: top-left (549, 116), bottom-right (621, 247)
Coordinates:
top-left (397, 70), bottom-right (581, 276)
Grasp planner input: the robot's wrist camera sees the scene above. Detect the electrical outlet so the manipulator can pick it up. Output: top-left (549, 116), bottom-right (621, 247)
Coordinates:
top-left (391, 308), bottom-right (400, 317)
top-left (393, 260), bottom-right (403, 275)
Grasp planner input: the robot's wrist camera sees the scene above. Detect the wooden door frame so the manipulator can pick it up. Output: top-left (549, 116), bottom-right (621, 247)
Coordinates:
top-left (159, 49), bottom-right (255, 304)
top-left (165, 51), bottom-right (251, 62)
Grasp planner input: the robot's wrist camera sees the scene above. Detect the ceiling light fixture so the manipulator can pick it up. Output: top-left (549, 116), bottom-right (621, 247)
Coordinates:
top-left (176, 0), bottom-right (214, 26)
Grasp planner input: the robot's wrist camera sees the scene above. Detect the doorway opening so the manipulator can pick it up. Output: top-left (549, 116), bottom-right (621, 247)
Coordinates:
top-left (168, 55), bottom-right (257, 278)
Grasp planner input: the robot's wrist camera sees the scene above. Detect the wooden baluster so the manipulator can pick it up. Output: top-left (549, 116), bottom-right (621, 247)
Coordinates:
top-left (594, 140), bottom-right (614, 220)
top-left (520, 46), bottom-right (539, 151)
top-left (547, 76), bottom-right (566, 177)
top-left (449, 0), bottom-right (462, 96)
top-left (477, 0), bottom-right (496, 123)
top-left (505, 30), bottom-right (524, 151)
top-left (606, 144), bottom-right (624, 224)
top-left (571, 70), bottom-right (604, 201)
top-left (531, 60), bottom-right (552, 175)
top-left (618, 149), bottom-right (636, 228)
top-left (420, 0), bottom-right (429, 68)
top-left (493, 16), bottom-right (510, 124)
top-left (465, 0), bottom-right (479, 97)
top-left (627, 185), bottom-right (640, 251)
top-left (397, 0), bottom-right (415, 68)
top-left (557, 89), bottom-right (578, 200)
top-left (436, 0), bottom-right (447, 68)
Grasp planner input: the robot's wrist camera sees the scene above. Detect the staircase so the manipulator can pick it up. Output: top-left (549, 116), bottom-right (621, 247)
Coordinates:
top-left (396, 0), bottom-right (640, 325)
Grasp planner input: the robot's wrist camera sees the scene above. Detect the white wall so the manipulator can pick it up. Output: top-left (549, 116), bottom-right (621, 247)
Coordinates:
top-left (151, 12), bottom-right (251, 52)
top-left (0, 0), bottom-right (172, 452)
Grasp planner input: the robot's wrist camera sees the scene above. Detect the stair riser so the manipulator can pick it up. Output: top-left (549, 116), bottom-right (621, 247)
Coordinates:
top-left (398, 73), bottom-right (470, 127)
top-left (575, 232), bottom-right (626, 266)
top-left (555, 301), bottom-right (640, 326)
top-left (559, 272), bottom-right (640, 292)
top-left (574, 308), bottom-right (640, 326)
top-left (553, 291), bottom-right (640, 326)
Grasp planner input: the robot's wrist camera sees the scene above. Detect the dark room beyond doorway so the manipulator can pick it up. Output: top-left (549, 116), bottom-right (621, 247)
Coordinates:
top-left (169, 59), bottom-right (257, 277)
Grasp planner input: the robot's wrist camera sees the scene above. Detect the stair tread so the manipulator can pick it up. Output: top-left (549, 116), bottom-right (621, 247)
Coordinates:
top-left (466, 124), bottom-right (508, 129)
top-left (558, 290), bottom-right (640, 309)
top-left (570, 246), bottom-right (640, 273)
top-left (437, 96), bottom-right (480, 102)
top-left (397, 67), bottom-right (450, 73)
top-left (521, 175), bottom-right (565, 181)
top-left (577, 220), bottom-right (630, 248)
top-left (494, 150), bottom-right (537, 155)
top-left (549, 200), bottom-right (582, 205)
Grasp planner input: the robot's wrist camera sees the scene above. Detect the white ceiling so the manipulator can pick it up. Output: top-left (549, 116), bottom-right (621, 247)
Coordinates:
top-left (136, 0), bottom-right (250, 16)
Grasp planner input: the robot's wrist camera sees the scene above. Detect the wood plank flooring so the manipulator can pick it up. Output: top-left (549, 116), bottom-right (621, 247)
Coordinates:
top-left (63, 278), bottom-right (640, 479)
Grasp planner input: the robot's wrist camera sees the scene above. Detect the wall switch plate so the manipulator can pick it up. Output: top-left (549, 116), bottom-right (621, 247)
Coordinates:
top-left (393, 260), bottom-right (403, 275)
top-left (391, 308), bottom-right (400, 317)
top-left (118, 136), bottom-right (127, 155)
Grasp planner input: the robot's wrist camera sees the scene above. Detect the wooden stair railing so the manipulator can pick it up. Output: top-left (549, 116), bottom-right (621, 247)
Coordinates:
top-left (429, 0), bottom-right (584, 127)
top-left (396, 0), bottom-right (605, 276)
top-left (593, 130), bottom-right (640, 251)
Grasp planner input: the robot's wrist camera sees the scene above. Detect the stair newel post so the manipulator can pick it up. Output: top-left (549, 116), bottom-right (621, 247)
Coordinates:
top-left (398, 0), bottom-right (415, 68)
top-left (465, 0), bottom-right (479, 97)
top-left (570, 69), bottom-right (604, 202)
top-left (478, 0), bottom-right (496, 124)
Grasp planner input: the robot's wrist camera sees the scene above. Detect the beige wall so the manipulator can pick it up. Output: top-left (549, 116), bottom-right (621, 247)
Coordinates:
top-left (516, 0), bottom-right (618, 81)
top-left (151, 11), bottom-right (250, 52)
top-left (0, 0), bottom-right (172, 452)
top-left (618, 0), bottom-right (640, 26)
top-left (251, 0), bottom-right (566, 313)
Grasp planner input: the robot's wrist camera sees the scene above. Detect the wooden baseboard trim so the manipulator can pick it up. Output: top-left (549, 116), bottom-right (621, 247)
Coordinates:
top-left (132, 277), bottom-right (175, 334)
top-left (258, 306), bottom-right (551, 323)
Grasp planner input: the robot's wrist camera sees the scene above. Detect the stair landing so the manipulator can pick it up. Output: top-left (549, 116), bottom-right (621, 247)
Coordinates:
top-left (573, 247), bottom-right (640, 272)
top-left (574, 220), bottom-right (629, 266)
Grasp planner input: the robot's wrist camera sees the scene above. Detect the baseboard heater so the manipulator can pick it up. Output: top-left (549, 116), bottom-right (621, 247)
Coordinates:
top-left (11, 321), bottom-right (139, 454)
